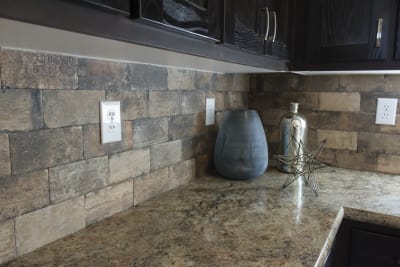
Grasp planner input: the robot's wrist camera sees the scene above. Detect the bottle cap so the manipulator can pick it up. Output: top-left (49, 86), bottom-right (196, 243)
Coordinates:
top-left (290, 102), bottom-right (299, 113)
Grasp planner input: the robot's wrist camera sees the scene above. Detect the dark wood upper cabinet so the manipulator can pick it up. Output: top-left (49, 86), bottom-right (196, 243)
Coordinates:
top-left (73, 0), bottom-right (131, 14)
top-left (292, 0), bottom-right (399, 70)
top-left (223, 0), bottom-right (290, 59)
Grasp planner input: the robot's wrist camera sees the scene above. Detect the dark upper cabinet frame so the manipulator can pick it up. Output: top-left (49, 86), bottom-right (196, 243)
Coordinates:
top-left (0, 0), bottom-right (288, 70)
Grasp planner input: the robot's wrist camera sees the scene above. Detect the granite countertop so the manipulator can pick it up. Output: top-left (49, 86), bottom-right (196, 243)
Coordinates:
top-left (4, 168), bottom-right (400, 267)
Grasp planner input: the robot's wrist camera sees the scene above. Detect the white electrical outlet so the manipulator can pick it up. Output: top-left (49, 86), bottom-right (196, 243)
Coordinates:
top-left (100, 101), bottom-right (122, 144)
top-left (205, 98), bottom-right (215, 126)
top-left (375, 98), bottom-right (398, 125)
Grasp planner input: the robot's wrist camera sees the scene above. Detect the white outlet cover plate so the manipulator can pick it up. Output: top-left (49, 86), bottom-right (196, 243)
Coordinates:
top-left (375, 98), bottom-right (398, 125)
top-left (100, 101), bottom-right (122, 144)
top-left (206, 98), bottom-right (216, 126)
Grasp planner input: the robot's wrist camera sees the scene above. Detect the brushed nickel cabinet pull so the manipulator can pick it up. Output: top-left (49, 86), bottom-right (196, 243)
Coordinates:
top-left (272, 11), bottom-right (277, 43)
top-left (265, 7), bottom-right (270, 41)
top-left (376, 18), bottom-right (383, 48)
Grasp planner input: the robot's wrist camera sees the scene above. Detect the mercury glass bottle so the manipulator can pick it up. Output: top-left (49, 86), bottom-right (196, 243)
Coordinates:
top-left (278, 102), bottom-right (307, 173)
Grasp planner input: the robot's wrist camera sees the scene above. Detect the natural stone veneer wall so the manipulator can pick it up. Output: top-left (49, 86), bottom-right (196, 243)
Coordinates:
top-left (0, 47), bottom-right (249, 263)
top-left (250, 73), bottom-right (400, 174)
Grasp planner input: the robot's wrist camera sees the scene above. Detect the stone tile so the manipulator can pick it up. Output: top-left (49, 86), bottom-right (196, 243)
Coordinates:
top-left (150, 140), bottom-right (182, 170)
top-left (0, 134), bottom-right (10, 178)
top-left (380, 116), bottom-right (400, 134)
top-left (226, 92), bottom-right (249, 110)
top-left (195, 72), bottom-right (217, 91)
top-left (301, 75), bottom-right (339, 91)
top-left (169, 113), bottom-right (206, 140)
top-left (169, 159), bottom-right (196, 187)
top-left (49, 157), bottom-right (109, 204)
top-left (383, 75), bottom-right (400, 93)
top-left (231, 74), bottom-right (250, 92)
top-left (360, 93), bottom-right (400, 113)
top-left (265, 126), bottom-right (279, 143)
top-left (317, 130), bottom-right (358, 151)
top-left (0, 220), bottom-right (16, 265)
top-left (339, 75), bottom-right (384, 92)
top-left (78, 58), bottom-right (128, 90)
top-left (109, 148), bottom-right (150, 184)
top-left (181, 135), bottom-right (209, 161)
top-left (1, 49), bottom-right (77, 89)
top-left (10, 127), bottom-right (83, 174)
top-left (149, 91), bottom-right (181, 117)
top-left (358, 132), bottom-right (400, 154)
top-left (335, 151), bottom-right (377, 172)
top-left (196, 154), bottom-right (212, 177)
top-left (256, 73), bottom-right (301, 92)
top-left (215, 92), bottom-right (225, 111)
top-left (251, 92), bottom-right (317, 111)
top-left (319, 92), bottom-right (360, 112)
top-left (0, 89), bottom-right (43, 131)
top-left (182, 91), bottom-right (206, 114)
top-left (259, 109), bottom-right (286, 127)
top-left (43, 90), bottom-right (105, 128)
top-left (83, 121), bottom-right (133, 159)
top-left (377, 154), bottom-right (400, 174)
top-left (127, 63), bottom-right (167, 90)
top-left (106, 90), bottom-right (149, 120)
top-left (133, 117), bottom-right (168, 148)
top-left (15, 196), bottom-right (85, 256)
top-left (133, 167), bottom-right (169, 205)
top-left (318, 148), bottom-right (336, 166)
top-left (167, 68), bottom-right (195, 90)
top-left (305, 111), bottom-right (338, 130)
top-left (0, 170), bottom-right (49, 221)
top-left (336, 112), bottom-right (380, 132)
top-left (85, 179), bottom-right (133, 225)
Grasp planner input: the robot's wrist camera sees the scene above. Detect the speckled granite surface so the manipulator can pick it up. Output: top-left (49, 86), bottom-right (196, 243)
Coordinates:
top-left (4, 168), bottom-right (400, 267)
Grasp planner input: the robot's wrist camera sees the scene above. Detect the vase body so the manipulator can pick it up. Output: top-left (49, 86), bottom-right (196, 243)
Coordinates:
top-left (214, 110), bottom-right (268, 180)
top-left (278, 102), bottom-right (307, 173)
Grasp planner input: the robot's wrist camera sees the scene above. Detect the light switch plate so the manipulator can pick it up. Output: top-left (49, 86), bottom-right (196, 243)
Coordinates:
top-left (205, 98), bottom-right (215, 126)
top-left (375, 98), bottom-right (398, 125)
top-left (100, 101), bottom-right (122, 144)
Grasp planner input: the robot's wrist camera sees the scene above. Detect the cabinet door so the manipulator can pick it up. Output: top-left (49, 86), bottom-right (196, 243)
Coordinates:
top-left (301, 0), bottom-right (396, 65)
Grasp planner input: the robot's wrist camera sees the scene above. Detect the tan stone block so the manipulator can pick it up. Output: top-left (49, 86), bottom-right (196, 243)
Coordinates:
top-left (195, 72), bottom-right (216, 91)
top-left (128, 63), bottom-right (167, 90)
top-left (301, 75), bottom-right (339, 91)
top-left (319, 92), bottom-right (360, 112)
top-left (10, 127), bottom-right (83, 174)
top-left (133, 167), bottom-right (169, 205)
top-left (106, 90), bottom-right (149, 120)
top-left (150, 140), bottom-right (182, 170)
top-left (133, 117), bottom-right (168, 148)
top-left (0, 170), bottom-right (49, 221)
top-left (167, 68), bottom-right (195, 90)
top-left (335, 151), bottom-right (377, 172)
top-left (49, 157), bottom-right (109, 204)
top-left (109, 148), bottom-right (150, 184)
top-left (196, 154), bottom-right (211, 177)
top-left (78, 58), bottom-right (128, 90)
top-left (169, 159), bottom-right (196, 187)
top-left (256, 73), bottom-right (301, 92)
top-left (43, 90), bottom-right (105, 128)
top-left (383, 75), bottom-right (400, 93)
top-left (15, 197), bottom-right (85, 256)
top-left (305, 111), bottom-right (338, 130)
top-left (85, 179), bottom-right (133, 225)
top-left (231, 74), bottom-right (249, 92)
top-left (149, 91), bottom-right (181, 117)
top-left (1, 49), bottom-right (77, 90)
top-left (259, 109), bottom-right (286, 127)
top-left (0, 89), bottom-right (43, 131)
top-left (0, 134), bottom-right (10, 177)
top-left (169, 113), bottom-right (206, 140)
top-left (182, 91), bottom-right (206, 114)
top-left (83, 122), bottom-right (133, 159)
top-left (215, 92), bottom-right (225, 111)
top-left (317, 130), bottom-right (358, 151)
top-left (339, 75), bottom-right (384, 92)
top-left (181, 135), bottom-right (210, 161)
top-left (226, 92), bottom-right (248, 110)
top-left (0, 220), bottom-right (16, 264)
top-left (358, 132), bottom-right (400, 154)
top-left (377, 154), bottom-right (400, 174)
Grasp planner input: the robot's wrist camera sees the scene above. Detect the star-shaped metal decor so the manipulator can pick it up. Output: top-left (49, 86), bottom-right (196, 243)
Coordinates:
top-left (274, 138), bottom-right (335, 196)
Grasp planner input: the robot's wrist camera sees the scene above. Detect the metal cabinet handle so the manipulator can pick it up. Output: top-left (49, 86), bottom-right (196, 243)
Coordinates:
top-left (376, 18), bottom-right (383, 48)
top-left (265, 7), bottom-right (270, 41)
top-left (272, 10), bottom-right (277, 43)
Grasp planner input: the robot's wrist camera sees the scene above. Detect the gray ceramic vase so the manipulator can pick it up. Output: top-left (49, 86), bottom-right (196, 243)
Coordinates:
top-left (214, 110), bottom-right (268, 180)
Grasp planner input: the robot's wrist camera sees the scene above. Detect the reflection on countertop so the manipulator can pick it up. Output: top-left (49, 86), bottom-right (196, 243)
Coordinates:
top-left (4, 168), bottom-right (400, 267)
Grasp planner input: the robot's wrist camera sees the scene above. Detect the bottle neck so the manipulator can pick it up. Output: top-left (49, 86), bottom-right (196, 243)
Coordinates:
top-left (290, 103), bottom-right (299, 113)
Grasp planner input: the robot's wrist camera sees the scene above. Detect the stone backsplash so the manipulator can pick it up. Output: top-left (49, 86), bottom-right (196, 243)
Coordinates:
top-left (250, 73), bottom-right (400, 174)
top-left (0, 47), bottom-right (249, 263)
